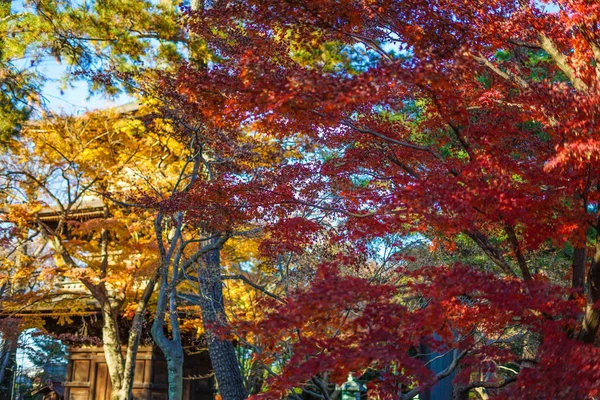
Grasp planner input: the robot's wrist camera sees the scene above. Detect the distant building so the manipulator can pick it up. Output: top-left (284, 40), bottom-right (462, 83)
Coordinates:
top-left (30, 380), bottom-right (64, 400)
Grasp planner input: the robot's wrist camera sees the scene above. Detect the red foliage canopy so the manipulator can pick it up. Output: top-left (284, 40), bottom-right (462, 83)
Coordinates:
top-left (160, 0), bottom-right (600, 398)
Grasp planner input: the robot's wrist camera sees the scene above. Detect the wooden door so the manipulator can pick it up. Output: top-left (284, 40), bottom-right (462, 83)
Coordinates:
top-left (93, 363), bottom-right (112, 400)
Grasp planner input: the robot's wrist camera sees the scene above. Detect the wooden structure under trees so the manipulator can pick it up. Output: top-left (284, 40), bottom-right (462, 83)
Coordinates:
top-left (2, 195), bottom-right (217, 400)
top-left (64, 346), bottom-right (214, 400)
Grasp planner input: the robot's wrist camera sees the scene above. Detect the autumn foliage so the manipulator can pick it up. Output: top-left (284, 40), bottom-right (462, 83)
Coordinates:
top-left (151, 0), bottom-right (600, 398)
top-left (7, 0), bottom-right (600, 399)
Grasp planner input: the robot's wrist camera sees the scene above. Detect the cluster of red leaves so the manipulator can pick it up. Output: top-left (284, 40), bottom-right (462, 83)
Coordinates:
top-left (230, 262), bottom-right (585, 399)
top-left (172, 0), bottom-right (600, 255)
top-left (155, 0), bottom-right (600, 397)
top-left (259, 217), bottom-right (322, 255)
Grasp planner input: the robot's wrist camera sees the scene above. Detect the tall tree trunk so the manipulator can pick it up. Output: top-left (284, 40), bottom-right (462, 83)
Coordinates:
top-left (0, 338), bottom-right (16, 391)
top-left (567, 246), bottom-right (586, 340)
top-left (152, 265), bottom-right (184, 400)
top-left (579, 241), bottom-right (600, 343)
top-left (197, 238), bottom-right (247, 400)
top-left (165, 351), bottom-right (184, 400)
top-left (120, 273), bottom-right (161, 400)
top-left (79, 279), bottom-right (158, 400)
top-left (51, 204), bottom-right (160, 400)
top-left (100, 301), bottom-right (127, 400)
top-left (571, 225), bottom-right (587, 291)
top-left (572, 246), bottom-right (587, 291)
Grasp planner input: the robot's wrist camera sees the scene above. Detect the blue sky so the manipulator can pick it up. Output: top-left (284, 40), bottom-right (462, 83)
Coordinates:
top-left (40, 61), bottom-right (134, 115)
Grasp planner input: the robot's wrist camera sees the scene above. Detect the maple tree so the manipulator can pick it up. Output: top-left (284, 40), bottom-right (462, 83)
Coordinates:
top-left (141, 0), bottom-right (600, 398)
top-left (132, 87), bottom-right (304, 400)
top-left (8, 0), bottom-right (600, 398)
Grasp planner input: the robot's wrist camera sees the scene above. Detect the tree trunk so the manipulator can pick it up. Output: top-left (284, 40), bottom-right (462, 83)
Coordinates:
top-left (246, 361), bottom-right (266, 395)
top-left (120, 273), bottom-right (160, 400)
top-left (579, 239), bottom-right (600, 342)
top-left (572, 246), bottom-right (586, 291)
top-left (166, 352), bottom-right (184, 400)
top-left (152, 265), bottom-right (184, 400)
top-left (100, 302), bottom-right (127, 400)
top-left (0, 338), bottom-right (16, 391)
top-left (197, 239), bottom-right (247, 400)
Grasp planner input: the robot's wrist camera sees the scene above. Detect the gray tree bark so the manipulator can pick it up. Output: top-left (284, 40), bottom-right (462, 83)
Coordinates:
top-left (151, 265), bottom-right (184, 400)
top-left (197, 238), bottom-right (247, 400)
top-left (0, 338), bottom-right (16, 390)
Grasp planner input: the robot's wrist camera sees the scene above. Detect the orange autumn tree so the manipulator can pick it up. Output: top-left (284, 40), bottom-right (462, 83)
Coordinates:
top-left (0, 105), bottom-right (188, 400)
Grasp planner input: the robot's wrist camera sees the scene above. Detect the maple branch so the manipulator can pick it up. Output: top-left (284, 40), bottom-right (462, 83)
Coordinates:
top-left (67, 178), bottom-right (101, 211)
top-left (341, 119), bottom-right (440, 155)
top-left (505, 224), bottom-right (532, 281)
top-left (384, 152), bottom-right (421, 178)
top-left (172, 145), bottom-right (203, 195)
top-left (173, 155), bottom-right (195, 194)
top-left (220, 274), bottom-right (284, 303)
top-left (344, 32), bottom-right (395, 63)
top-left (38, 139), bottom-right (76, 168)
top-left (471, 53), bottom-right (529, 89)
top-left (232, 227), bottom-right (263, 237)
top-left (507, 39), bottom-right (542, 50)
top-left (180, 233), bottom-right (230, 273)
top-left (447, 122), bottom-right (473, 160)
top-left (301, 388), bottom-right (325, 399)
top-left (100, 203), bottom-right (110, 280)
top-left (1, 231), bottom-right (40, 259)
top-left (155, 212), bottom-right (168, 262)
top-left (514, 0), bottom-right (587, 91)
top-left (5, 171), bottom-right (65, 213)
top-left (94, 190), bottom-right (150, 209)
top-left (278, 196), bottom-right (379, 218)
top-left (42, 228), bottom-right (114, 306)
top-left (181, 234), bottom-right (220, 247)
top-left (466, 230), bottom-right (517, 277)
top-left (311, 377), bottom-right (332, 400)
top-left (343, 113), bottom-right (463, 177)
top-left (537, 32), bottom-right (588, 91)
top-left (578, 23), bottom-right (600, 77)
top-left (463, 376), bottom-right (517, 391)
top-left (423, 348), bottom-right (455, 367)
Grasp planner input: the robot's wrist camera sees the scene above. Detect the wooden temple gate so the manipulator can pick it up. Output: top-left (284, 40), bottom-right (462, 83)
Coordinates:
top-left (10, 214), bottom-right (216, 399)
top-left (3, 128), bottom-right (217, 400)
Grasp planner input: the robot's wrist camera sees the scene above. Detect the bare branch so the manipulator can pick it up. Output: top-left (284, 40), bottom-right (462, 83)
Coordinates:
top-left (221, 274), bottom-right (284, 303)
